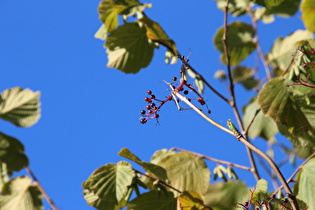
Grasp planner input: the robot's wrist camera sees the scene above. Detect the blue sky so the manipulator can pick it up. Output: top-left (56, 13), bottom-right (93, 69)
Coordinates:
top-left (0, 0), bottom-right (307, 209)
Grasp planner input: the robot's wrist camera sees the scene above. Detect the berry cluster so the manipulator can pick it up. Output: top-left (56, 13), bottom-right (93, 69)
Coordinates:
top-left (139, 77), bottom-right (211, 124)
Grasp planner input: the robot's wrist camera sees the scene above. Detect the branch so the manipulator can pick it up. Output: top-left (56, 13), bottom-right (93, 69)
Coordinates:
top-left (221, 0), bottom-right (261, 182)
top-left (25, 167), bottom-right (58, 210)
top-left (171, 147), bottom-right (253, 172)
top-left (133, 169), bottom-right (214, 210)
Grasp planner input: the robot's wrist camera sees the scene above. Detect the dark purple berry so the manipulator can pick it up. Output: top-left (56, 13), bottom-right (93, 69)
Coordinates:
top-left (184, 90), bottom-right (189, 95)
top-left (145, 97), bottom-right (149, 102)
top-left (148, 110), bottom-right (153, 114)
top-left (198, 98), bottom-right (205, 105)
top-left (283, 198), bottom-right (288, 203)
top-left (172, 77), bottom-right (177, 81)
top-left (207, 110), bottom-right (211, 114)
top-left (147, 90), bottom-right (152, 95)
top-left (146, 105), bottom-right (151, 110)
top-left (140, 118), bottom-right (147, 124)
top-left (188, 98), bottom-right (191, 102)
top-left (244, 202), bottom-right (249, 207)
top-left (140, 110), bottom-right (146, 115)
top-left (151, 103), bottom-right (156, 108)
top-left (155, 114), bottom-right (159, 118)
top-left (176, 99), bottom-right (180, 103)
top-left (179, 86), bottom-right (184, 91)
top-left (151, 95), bottom-right (155, 100)
top-left (172, 86), bottom-right (176, 90)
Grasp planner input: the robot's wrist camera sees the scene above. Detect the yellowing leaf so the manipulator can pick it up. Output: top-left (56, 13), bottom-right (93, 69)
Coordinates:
top-left (301, 0), bottom-right (315, 32)
top-left (178, 191), bottom-right (205, 210)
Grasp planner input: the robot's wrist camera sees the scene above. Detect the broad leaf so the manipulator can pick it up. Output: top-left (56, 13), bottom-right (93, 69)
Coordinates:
top-left (263, 0), bottom-right (300, 17)
top-left (214, 21), bottom-right (256, 66)
top-left (138, 17), bottom-right (177, 55)
top-left (252, 7), bottom-right (274, 23)
top-left (127, 190), bottom-right (176, 210)
top-left (0, 132), bottom-right (29, 172)
top-left (178, 191), bottom-right (205, 210)
top-left (243, 97), bottom-right (278, 140)
top-left (251, 179), bottom-right (268, 205)
top-left (214, 0), bottom-right (252, 17)
top-left (157, 152), bottom-right (210, 195)
top-left (0, 176), bottom-right (42, 210)
top-left (296, 158), bottom-right (315, 210)
top-left (105, 22), bottom-right (155, 73)
top-left (98, 0), bottom-right (119, 33)
top-left (301, 0), bottom-right (315, 32)
top-left (84, 161), bottom-right (135, 210)
top-left (150, 149), bottom-right (176, 165)
top-left (233, 66), bottom-right (260, 90)
top-left (267, 30), bottom-right (314, 75)
top-left (119, 148), bottom-right (168, 181)
top-left (254, 0), bottom-right (284, 8)
top-left (202, 181), bottom-right (250, 210)
top-left (95, 24), bottom-right (107, 40)
top-left (0, 87), bottom-right (40, 127)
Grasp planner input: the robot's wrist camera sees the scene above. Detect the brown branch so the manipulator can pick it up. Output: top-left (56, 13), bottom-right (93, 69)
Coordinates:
top-left (25, 167), bottom-right (58, 210)
top-left (134, 169), bottom-right (214, 210)
top-left (171, 147), bottom-right (253, 172)
top-left (221, 0), bottom-right (261, 182)
top-left (274, 151), bottom-right (315, 195)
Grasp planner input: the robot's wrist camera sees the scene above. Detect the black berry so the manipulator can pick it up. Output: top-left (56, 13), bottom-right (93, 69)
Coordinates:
top-left (145, 97), bottom-right (149, 102)
top-left (184, 90), bottom-right (189, 95)
top-left (155, 114), bottom-right (159, 118)
top-left (244, 202), bottom-right (249, 207)
top-left (151, 95), bottom-right (155, 100)
top-left (148, 110), bottom-right (153, 114)
top-left (140, 110), bottom-right (146, 115)
top-left (172, 77), bottom-right (177, 81)
top-left (208, 110), bottom-right (211, 114)
top-left (140, 118), bottom-right (147, 124)
top-left (151, 103), bottom-right (156, 108)
top-left (283, 198), bottom-right (288, 203)
top-left (146, 105), bottom-right (151, 110)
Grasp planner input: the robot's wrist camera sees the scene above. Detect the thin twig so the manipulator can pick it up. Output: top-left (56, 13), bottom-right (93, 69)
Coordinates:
top-left (171, 147), bottom-right (253, 172)
top-left (274, 151), bottom-right (315, 195)
top-left (248, 8), bottom-right (272, 81)
top-left (25, 167), bottom-right (58, 210)
top-left (281, 47), bottom-right (301, 77)
top-left (244, 108), bottom-right (261, 136)
top-left (221, 0), bottom-right (261, 182)
top-left (134, 169), bottom-right (214, 210)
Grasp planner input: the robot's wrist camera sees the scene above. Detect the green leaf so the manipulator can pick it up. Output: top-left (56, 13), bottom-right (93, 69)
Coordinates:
top-left (214, 21), bottom-right (256, 66)
top-left (157, 152), bottom-right (210, 195)
top-left (178, 191), bottom-right (204, 210)
top-left (0, 176), bottom-right (43, 210)
top-left (150, 149), bottom-right (176, 165)
top-left (254, 0), bottom-right (284, 8)
top-left (252, 179), bottom-right (268, 205)
top-left (214, 0), bottom-right (252, 17)
top-left (258, 77), bottom-right (313, 135)
top-left (83, 161), bottom-right (135, 210)
top-left (267, 30), bottom-right (314, 75)
top-left (138, 17), bottom-right (177, 55)
top-left (263, 0), bottom-right (300, 17)
top-left (301, 0), bottom-right (315, 32)
top-left (233, 66), bottom-right (260, 90)
top-left (202, 181), bottom-right (250, 210)
top-left (127, 190), bottom-right (177, 210)
top-left (296, 158), bottom-right (315, 209)
top-left (119, 148), bottom-right (142, 163)
top-left (98, 0), bottom-right (119, 33)
top-left (187, 69), bottom-right (205, 94)
top-left (105, 22), bottom-right (155, 73)
top-left (252, 7), bottom-right (275, 24)
top-left (95, 24), bottom-right (107, 40)
top-left (243, 97), bottom-right (278, 140)
top-left (0, 132), bottom-right (29, 172)
top-left (0, 87), bottom-right (41, 127)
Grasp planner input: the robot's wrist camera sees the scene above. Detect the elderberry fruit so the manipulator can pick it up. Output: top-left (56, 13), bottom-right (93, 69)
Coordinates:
top-left (198, 98), bottom-right (205, 105)
top-left (155, 114), bottom-right (159, 118)
top-left (172, 77), bottom-right (177, 81)
top-left (148, 110), bottom-right (153, 114)
top-left (208, 110), bottom-right (211, 114)
top-left (151, 103), bottom-right (156, 108)
top-left (283, 198), bottom-right (288, 203)
top-left (145, 97), bottom-right (149, 102)
top-left (271, 194), bottom-right (275, 199)
top-left (244, 202), bottom-right (249, 207)
top-left (184, 90), bottom-right (189, 95)
top-left (151, 95), bottom-right (155, 100)
top-left (147, 90), bottom-right (152, 95)
top-left (172, 85), bottom-right (176, 90)
top-left (146, 105), bottom-right (151, 110)
top-left (188, 98), bottom-right (191, 102)
top-left (140, 118), bottom-right (147, 124)
top-left (140, 110), bottom-right (146, 115)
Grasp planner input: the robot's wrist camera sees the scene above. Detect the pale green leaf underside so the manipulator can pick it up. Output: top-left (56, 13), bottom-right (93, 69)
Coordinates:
top-left (0, 176), bottom-right (42, 210)
top-left (105, 23), bottom-right (155, 73)
top-left (297, 158), bottom-right (315, 209)
top-left (157, 152), bottom-right (210, 195)
top-left (0, 87), bottom-right (41, 127)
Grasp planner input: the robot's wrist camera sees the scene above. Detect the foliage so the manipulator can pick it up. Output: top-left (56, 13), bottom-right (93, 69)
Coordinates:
top-left (85, 0), bottom-right (315, 209)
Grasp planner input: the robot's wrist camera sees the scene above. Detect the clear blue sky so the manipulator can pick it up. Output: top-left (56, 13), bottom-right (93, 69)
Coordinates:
top-left (0, 0), bottom-right (306, 209)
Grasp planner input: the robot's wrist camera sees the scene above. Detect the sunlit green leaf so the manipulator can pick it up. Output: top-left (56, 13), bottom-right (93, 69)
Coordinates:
top-left (178, 191), bottom-right (205, 210)
top-left (0, 176), bottom-right (42, 210)
top-left (0, 87), bottom-right (41, 127)
top-left (98, 0), bottom-right (119, 33)
top-left (150, 149), bottom-right (176, 165)
top-left (296, 158), bottom-right (315, 209)
top-left (252, 7), bottom-right (275, 23)
top-left (95, 24), bottom-right (107, 40)
top-left (105, 22), bottom-right (155, 73)
top-left (119, 148), bottom-right (142, 163)
top-left (138, 17), bottom-right (177, 55)
top-left (127, 190), bottom-right (176, 210)
top-left (267, 30), bottom-right (314, 76)
top-left (243, 97), bottom-right (278, 140)
top-left (252, 179), bottom-right (268, 204)
top-left (233, 66), bottom-right (260, 90)
top-left (202, 181), bottom-right (250, 210)
top-left (254, 0), bottom-right (284, 9)
top-left (214, 0), bottom-right (252, 17)
top-left (214, 21), bottom-right (256, 66)
top-left (83, 161), bottom-right (135, 210)
top-left (157, 152), bottom-right (210, 195)
top-left (187, 69), bottom-right (205, 94)
top-left (0, 132), bottom-right (28, 173)
top-left (301, 0), bottom-right (315, 32)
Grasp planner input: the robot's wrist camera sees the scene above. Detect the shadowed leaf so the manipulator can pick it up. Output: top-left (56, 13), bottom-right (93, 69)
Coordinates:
top-left (178, 191), bottom-right (204, 210)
